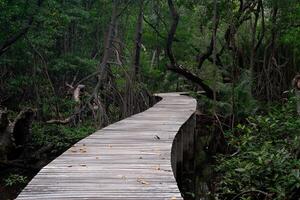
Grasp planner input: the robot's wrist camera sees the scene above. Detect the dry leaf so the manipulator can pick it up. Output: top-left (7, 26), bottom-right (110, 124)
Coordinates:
top-left (141, 180), bottom-right (149, 185)
top-left (80, 164), bottom-right (87, 167)
top-left (79, 147), bottom-right (87, 153)
top-left (137, 177), bottom-right (149, 185)
top-left (67, 165), bottom-right (72, 167)
top-left (71, 150), bottom-right (77, 153)
top-left (171, 197), bottom-right (177, 200)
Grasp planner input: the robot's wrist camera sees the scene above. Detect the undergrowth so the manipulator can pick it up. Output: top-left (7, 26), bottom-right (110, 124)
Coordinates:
top-left (32, 122), bottom-right (96, 155)
top-left (215, 97), bottom-right (300, 200)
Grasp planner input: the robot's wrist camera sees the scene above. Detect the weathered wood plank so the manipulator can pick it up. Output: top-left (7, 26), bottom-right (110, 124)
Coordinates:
top-left (17, 93), bottom-right (196, 200)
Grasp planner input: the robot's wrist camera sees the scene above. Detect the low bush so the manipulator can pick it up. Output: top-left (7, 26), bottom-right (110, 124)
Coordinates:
top-left (215, 98), bottom-right (300, 200)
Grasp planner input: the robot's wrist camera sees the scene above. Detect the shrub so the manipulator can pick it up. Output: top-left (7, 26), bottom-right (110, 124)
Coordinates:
top-left (215, 99), bottom-right (300, 200)
top-left (4, 174), bottom-right (27, 187)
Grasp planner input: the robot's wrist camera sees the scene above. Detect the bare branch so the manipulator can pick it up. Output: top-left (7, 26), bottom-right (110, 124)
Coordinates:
top-left (143, 15), bottom-right (167, 40)
top-left (167, 64), bottom-right (214, 99)
top-left (165, 0), bottom-right (214, 99)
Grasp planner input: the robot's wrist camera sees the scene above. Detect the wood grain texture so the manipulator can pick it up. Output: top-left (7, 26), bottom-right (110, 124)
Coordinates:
top-left (17, 93), bottom-right (197, 200)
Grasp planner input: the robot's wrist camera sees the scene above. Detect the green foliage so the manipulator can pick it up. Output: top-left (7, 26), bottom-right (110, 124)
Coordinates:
top-left (196, 70), bottom-right (258, 119)
top-left (50, 56), bottom-right (97, 75)
top-left (4, 174), bottom-right (27, 187)
top-left (215, 99), bottom-right (300, 200)
top-left (6, 75), bottom-right (34, 95)
top-left (280, 2), bottom-right (300, 50)
top-left (32, 122), bottom-right (96, 153)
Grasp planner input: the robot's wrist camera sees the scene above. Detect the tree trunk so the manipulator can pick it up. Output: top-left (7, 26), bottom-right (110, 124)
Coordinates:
top-left (166, 0), bottom-right (214, 99)
top-left (90, 0), bottom-right (118, 126)
top-left (132, 0), bottom-right (144, 81)
top-left (0, 109), bottom-right (35, 161)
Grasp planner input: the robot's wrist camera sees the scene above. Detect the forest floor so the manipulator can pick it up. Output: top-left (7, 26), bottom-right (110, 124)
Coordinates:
top-left (0, 168), bottom-right (36, 200)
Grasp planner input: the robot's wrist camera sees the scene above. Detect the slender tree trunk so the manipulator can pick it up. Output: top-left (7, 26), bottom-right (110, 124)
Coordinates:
top-left (166, 0), bottom-right (214, 99)
top-left (132, 0), bottom-right (144, 81)
top-left (125, 0), bottom-right (144, 116)
top-left (212, 0), bottom-right (217, 104)
top-left (33, 55), bottom-right (42, 120)
top-left (91, 0), bottom-right (118, 126)
top-left (292, 75), bottom-right (300, 115)
top-left (154, 0), bottom-right (161, 69)
top-left (250, 6), bottom-right (258, 82)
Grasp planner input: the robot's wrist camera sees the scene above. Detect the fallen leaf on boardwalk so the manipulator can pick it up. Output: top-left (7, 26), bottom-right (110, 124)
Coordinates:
top-left (95, 157), bottom-right (99, 159)
top-left (82, 143), bottom-right (86, 146)
top-left (137, 177), bottom-right (149, 185)
top-left (80, 164), bottom-right (87, 167)
top-left (139, 156), bottom-right (143, 159)
top-left (171, 197), bottom-right (177, 200)
top-left (67, 165), bottom-right (72, 167)
top-left (108, 144), bottom-right (112, 148)
top-left (154, 165), bottom-right (160, 170)
top-left (71, 150), bottom-right (77, 153)
top-left (140, 180), bottom-right (149, 185)
top-left (80, 149), bottom-right (87, 153)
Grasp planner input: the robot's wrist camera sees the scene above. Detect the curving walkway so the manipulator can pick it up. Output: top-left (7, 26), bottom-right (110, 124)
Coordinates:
top-left (17, 93), bottom-right (197, 200)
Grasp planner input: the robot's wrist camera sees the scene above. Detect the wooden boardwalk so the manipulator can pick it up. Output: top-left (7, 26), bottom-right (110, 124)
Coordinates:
top-left (17, 93), bottom-right (197, 200)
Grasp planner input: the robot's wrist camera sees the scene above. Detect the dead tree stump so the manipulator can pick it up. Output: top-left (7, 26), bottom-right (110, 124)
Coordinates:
top-left (0, 108), bottom-right (34, 161)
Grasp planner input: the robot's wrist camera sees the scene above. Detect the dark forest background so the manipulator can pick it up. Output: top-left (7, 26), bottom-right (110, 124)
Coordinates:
top-left (1, 0), bottom-right (300, 199)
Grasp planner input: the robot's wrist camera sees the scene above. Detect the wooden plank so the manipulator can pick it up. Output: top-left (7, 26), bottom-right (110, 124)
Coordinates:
top-left (17, 93), bottom-right (196, 200)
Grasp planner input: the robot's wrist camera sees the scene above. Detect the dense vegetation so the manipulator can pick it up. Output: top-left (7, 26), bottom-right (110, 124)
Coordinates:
top-left (215, 97), bottom-right (300, 199)
top-left (0, 0), bottom-right (299, 199)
